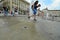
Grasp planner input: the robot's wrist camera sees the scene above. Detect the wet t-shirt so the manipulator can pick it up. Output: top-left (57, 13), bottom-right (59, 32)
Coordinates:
top-left (34, 4), bottom-right (38, 10)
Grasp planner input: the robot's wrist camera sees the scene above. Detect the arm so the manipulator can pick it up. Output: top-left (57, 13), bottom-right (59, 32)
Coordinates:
top-left (36, 4), bottom-right (41, 8)
top-left (31, 5), bottom-right (34, 10)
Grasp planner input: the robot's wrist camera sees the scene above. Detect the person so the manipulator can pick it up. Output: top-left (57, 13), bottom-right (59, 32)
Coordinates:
top-left (3, 6), bottom-right (8, 16)
top-left (10, 10), bottom-right (14, 16)
top-left (31, 1), bottom-right (41, 21)
top-left (14, 7), bottom-right (18, 15)
top-left (27, 8), bottom-right (30, 19)
top-left (41, 11), bottom-right (44, 18)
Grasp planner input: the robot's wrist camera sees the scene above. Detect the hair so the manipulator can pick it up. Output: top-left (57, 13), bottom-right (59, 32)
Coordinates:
top-left (34, 1), bottom-right (38, 5)
top-left (38, 4), bottom-right (41, 7)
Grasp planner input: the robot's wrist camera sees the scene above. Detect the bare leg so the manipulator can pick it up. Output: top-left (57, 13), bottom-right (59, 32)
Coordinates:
top-left (28, 13), bottom-right (30, 19)
top-left (34, 14), bottom-right (37, 21)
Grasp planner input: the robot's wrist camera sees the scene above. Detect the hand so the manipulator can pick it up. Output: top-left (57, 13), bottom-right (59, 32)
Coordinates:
top-left (38, 4), bottom-right (41, 7)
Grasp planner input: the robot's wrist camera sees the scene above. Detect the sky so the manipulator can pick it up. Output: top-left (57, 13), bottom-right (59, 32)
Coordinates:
top-left (25, 0), bottom-right (60, 10)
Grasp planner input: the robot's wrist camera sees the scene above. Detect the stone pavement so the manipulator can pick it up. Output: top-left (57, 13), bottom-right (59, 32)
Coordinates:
top-left (0, 16), bottom-right (60, 40)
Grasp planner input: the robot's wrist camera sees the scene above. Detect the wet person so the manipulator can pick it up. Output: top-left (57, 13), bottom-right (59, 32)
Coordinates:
top-left (3, 6), bottom-right (8, 16)
top-left (31, 1), bottom-right (41, 21)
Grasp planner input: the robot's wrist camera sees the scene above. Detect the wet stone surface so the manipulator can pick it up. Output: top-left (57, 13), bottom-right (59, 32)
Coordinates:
top-left (0, 16), bottom-right (60, 40)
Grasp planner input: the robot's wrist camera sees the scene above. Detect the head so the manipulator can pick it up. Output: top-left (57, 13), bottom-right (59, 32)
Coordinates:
top-left (34, 1), bottom-right (38, 5)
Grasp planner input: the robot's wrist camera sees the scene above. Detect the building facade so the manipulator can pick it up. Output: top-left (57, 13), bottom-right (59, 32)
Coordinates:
top-left (0, 0), bottom-right (4, 10)
top-left (43, 8), bottom-right (60, 17)
top-left (10, 0), bottom-right (30, 15)
top-left (0, 0), bottom-right (30, 15)
top-left (19, 0), bottom-right (30, 15)
top-left (42, 8), bottom-right (60, 21)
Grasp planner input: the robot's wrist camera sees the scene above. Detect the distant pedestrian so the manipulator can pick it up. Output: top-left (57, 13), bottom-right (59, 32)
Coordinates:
top-left (41, 11), bottom-right (44, 18)
top-left (3, 6), bottom-right (8, 16)
top-left (10, 10), bottom-right (14, 16)
top-left (27, 8), bottom-right (30, 19)
top-left (14, 7), bottom-right (18, 15)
